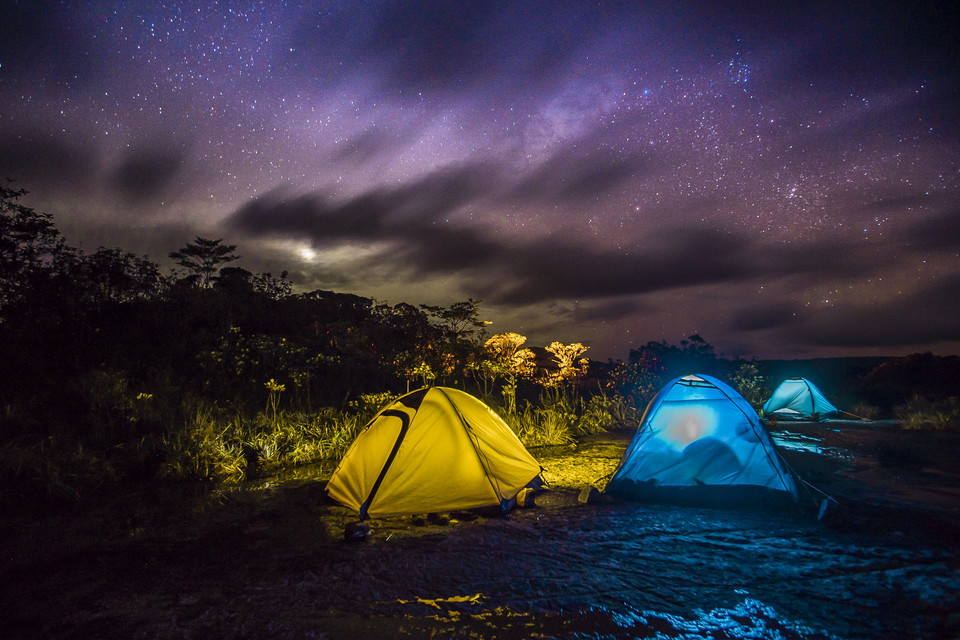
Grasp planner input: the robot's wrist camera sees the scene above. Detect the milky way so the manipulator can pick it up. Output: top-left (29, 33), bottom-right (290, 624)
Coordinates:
top-left (1, 1), bottom-right (958, 359)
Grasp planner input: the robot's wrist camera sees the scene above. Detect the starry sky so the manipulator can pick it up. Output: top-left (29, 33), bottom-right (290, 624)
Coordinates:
top-left (2, 1), bottom-right (959, 361)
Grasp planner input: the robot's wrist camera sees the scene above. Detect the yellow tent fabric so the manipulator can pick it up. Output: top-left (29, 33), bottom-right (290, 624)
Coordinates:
top-left (325, 387), bottom-right (542, 519)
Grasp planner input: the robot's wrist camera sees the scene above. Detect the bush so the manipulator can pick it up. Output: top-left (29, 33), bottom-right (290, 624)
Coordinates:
top-left (895, 395), bottom-right (960, 430)
top-left (847, 402), bottom-right (880, 421)
top-left (504, 402), bottom-right (573, 446)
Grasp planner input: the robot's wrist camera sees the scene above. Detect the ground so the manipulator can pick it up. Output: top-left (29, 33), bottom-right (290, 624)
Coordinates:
top-left (2, 421), bottom-right (959, 639)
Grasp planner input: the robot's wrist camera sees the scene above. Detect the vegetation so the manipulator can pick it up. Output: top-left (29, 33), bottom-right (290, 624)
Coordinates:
top-left (1, 183), bottom-right (958, 506)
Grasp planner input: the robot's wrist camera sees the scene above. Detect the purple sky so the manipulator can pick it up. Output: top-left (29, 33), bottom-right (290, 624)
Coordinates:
top-left (2, 1), bottom-right (958, 361)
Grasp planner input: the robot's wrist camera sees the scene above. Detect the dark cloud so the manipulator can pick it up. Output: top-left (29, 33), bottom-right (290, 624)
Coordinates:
top-left (109, 148), bottom-right (184, 204)
top-left (730, 301), bottom-right (803, 332)
top-left (794, 274), bottom-right (960, 348)
top-left (502, 148), bottom-right (652, 205)
top-left (0, 134), bottom-right (93, 189)
top-left (902, 207), bottom-right (960, 252)
top-left (866, 194), bottom-right (935, 214)
top-left (567, 297), bottom-right (651, 324)
top-left (229, 157), bottom-right (894, 311)
top-left (230, 162), bottom-right (499, 242)
top-left (485, 228), bottom-right (753, 304)
top-left (756, 240), bottom-right (881, 282)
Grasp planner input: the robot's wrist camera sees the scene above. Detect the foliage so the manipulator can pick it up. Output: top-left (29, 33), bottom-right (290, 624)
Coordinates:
top-left (156, 400), bottom-right (368, 483)
top-left (895, 395), bottom-right (960, 430)
top-left (729, 360), bottom-right (769, 411)
top-left (605, 353), bottom-right (664, 409)
top-left (0, 183), bottom-right (70, 312)
top-left (847, 402), bottom-right (880, 421)
top-left (419, 298), bottom-right (490, 385)
top-left (169, 236), bottom-right (240, 288)
top-left (542, 341), bottom-right (590, 388)
top-left (859, 353), bottom-right (960, 412)
top-left (348, 391), bottom-right (399, 425)
top-left (577, 391), bottom-right (638, 433)
top-left (504, 402), bottom-right (573, 446)
top-left (475, 332), bottom-right (536, 412)
top-left (0, 438), bottom-right (118, 505)
top-left (7, 185), bottom-right (960, 505)
top-left (628, 334), bottom-right (720, 381)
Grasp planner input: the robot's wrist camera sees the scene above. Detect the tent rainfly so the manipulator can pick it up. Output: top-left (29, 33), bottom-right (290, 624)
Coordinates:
top-left (763, 377), bottom-right (839, 421)
top-left (325, 387), bottom-right (542, 520)
top-left (606, 374), bottom-right (798, 507)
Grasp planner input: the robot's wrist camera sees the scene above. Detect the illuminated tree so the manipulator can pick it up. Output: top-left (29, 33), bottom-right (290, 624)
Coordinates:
top-left (729, 360), bottom-right (769, 411)
top-left (479, 332), bottom-right (536, 413)
top-left (543, 341), bottom-right (590, 387)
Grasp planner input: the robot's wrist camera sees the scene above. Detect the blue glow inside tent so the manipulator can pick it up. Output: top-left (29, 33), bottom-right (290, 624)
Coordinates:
top-left (607, 374), bottom-right (798, 506)
top-left (763, 378), bottom-right (839, 421)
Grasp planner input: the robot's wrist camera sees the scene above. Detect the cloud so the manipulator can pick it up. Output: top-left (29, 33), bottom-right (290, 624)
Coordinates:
top-left (730, 301), bottom-right (803, 332)
top-left (109, 147), bottom-right (184, 204)
top-left (329, 126), bottom-right (413, 167)
top-left (228, 156), bottom-right (896, 312)
top-left (501, 147), bottom-right (652, 204)
top-left (902, 206), bottom-right (960, 252)
top-left (793, 274), bottom-right (960, 348)
top-left (0, 133), bottom-right (93, 190)
top-left (480, 228), bottom-right (754, 304)
top-left (230, 161), bottom-right (499, 241)
top-left (285, 1), bottom-right (617, 100)
top-left (567, 297), bottom-right (651, 323)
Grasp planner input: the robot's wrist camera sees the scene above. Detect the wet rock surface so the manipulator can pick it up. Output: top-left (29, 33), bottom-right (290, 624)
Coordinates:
top-left (2, 422), bottom-right (959, 639)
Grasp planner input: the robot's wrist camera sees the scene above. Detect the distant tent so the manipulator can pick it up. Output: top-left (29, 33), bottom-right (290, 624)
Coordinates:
top-left (326, 387), bottom-right (542, 520)
top-left (763, 378), bottom-right (839, 421)
top-left (606, 374), bottom-right (798, 506)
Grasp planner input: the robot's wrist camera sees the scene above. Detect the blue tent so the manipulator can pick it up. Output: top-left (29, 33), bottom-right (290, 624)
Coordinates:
top-left (607, 374), bottom-right (798, 507)
top-left (763, 377), bottom-right (839, 421)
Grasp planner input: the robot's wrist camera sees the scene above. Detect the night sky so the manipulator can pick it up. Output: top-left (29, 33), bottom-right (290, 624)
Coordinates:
top-left (2, 1), bottom-right (958, 361)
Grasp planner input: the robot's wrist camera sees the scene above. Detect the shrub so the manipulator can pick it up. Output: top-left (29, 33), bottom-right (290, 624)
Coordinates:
top-left (504, 402), bottom-right (573, 446)
top-left (847, 402), bottom-right (880, 421)
top-left (895, 395), bottom-right (960, 430)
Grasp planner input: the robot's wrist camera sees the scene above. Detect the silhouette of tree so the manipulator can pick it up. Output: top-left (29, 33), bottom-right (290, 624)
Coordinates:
top-left (0, 183), bottom-right (70, 312)
top-left (169, 237), bottom-right (239, 287)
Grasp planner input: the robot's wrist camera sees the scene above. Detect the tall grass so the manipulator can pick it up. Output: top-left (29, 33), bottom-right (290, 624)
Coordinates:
top-left (500, 388), bottom-right (637, 446)
top-left (895, 395), bottom-right (960, 430)
top-left (503, 402), bottom-right (573, 446)
top-left (158, 399), bottom-right (371, 483)
top-left (0, 438), bottom-right (118, 505)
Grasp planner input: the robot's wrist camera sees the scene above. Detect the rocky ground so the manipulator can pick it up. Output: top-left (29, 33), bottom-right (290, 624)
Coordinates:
top-left (2, 421), bottom-right (959, 639)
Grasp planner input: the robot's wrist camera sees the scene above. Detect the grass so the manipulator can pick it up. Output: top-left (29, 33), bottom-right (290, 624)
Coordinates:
top-left (158, 401), bottom-right (369, 483)
top-left (847, 402), bottom-right (880, 421)
top-left (0, 383), bottom-right (642, 502)
top-left (895, 395), bottom-right (960, 430)
top-left (0, 438), bottom-right (119, 505)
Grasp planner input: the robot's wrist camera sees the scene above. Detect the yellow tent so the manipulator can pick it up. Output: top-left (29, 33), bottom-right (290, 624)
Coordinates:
top-left (326, 387), bottom-right (542, 520)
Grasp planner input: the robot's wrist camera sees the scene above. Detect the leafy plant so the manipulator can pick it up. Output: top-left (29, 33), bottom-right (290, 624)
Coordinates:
top-left (895, 395), bottom-right (960, 430)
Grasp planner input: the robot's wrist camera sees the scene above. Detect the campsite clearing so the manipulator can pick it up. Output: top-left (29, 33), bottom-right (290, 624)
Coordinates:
top-left (2, 421), bottom-right (959, 639)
